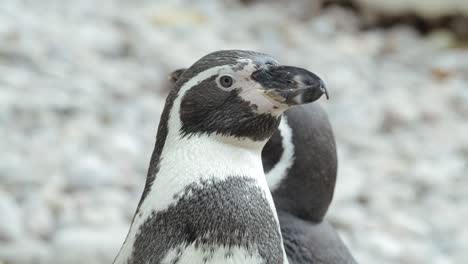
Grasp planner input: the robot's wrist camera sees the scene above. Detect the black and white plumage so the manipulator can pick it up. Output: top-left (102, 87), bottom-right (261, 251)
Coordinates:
top-left (264, 105), bottom-right (357, 264)
top-left (113, 50), bottom-right (327, 264)
top-left (167, 65), bottom-right (357, 264)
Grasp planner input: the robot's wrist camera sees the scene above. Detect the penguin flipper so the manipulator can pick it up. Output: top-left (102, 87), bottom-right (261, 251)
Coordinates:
top-left (278, 210), bottom-right (357, 264)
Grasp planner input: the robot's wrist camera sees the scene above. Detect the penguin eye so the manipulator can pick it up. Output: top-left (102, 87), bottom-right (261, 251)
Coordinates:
top-left (219, 75), bottom-right (234, 88)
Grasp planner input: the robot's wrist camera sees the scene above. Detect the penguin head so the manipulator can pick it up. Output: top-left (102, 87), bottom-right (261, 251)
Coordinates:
top-left (169, 50), bottom-right (327, 141)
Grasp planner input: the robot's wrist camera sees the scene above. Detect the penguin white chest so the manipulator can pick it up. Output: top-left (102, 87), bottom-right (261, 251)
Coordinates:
top-left (114, 135), bottom-right (288, 264)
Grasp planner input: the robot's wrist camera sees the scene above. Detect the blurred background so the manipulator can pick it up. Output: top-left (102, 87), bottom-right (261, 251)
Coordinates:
top-left (1, 0), bottom-right (467, 263)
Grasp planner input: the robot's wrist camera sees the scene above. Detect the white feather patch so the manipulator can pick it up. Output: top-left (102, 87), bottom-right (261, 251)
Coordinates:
top-left (161, 244), bottom-right (263, 264)
top-left (266, 116), bottom-right (295, 191)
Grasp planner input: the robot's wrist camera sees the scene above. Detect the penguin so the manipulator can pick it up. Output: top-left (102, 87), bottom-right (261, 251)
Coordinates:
top-left (113, 50), bottom-right (327, 264)
top-left (168, 67), bottom-right (357, 264)
top-left (264, 105), bottom-right (358, 264)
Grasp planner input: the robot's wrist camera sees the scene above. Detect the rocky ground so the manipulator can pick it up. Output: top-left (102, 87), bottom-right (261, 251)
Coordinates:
top-left (1, 0), bottom-right (467, 263)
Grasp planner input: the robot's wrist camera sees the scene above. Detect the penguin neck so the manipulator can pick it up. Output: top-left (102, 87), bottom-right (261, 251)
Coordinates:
top-left (163, 132), bottom-right (268, 173)
top-left (139, 132), bottom-right (270, 216)
top-left (168, 133), bottom-right (268, 155)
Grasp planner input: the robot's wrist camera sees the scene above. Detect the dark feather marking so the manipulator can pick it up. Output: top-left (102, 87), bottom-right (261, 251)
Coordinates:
top-left (180, 77), bottom-right (280, 141)
top-left (271, 105), bottom-right (337, 222)
top-left (278, 210), bottom-right (357, 264)
top-left (129, 176), bottom-right (284, 264)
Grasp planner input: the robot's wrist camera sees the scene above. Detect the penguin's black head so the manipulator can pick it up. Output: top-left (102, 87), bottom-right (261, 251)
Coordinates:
top-left (169, 50), bottom-right (327, 141)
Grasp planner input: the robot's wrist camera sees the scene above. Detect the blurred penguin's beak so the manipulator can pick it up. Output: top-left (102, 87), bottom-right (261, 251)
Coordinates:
top-left (251, 65), bottom-right (328, 106)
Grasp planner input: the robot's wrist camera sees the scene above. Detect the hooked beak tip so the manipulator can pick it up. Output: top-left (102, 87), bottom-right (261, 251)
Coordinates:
top-left (319, 79), bottom-right (329, 100)
top-left (253, 65), bottom-right (329, 105)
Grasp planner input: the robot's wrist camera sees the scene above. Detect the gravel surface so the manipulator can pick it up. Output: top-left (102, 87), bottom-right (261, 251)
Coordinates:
top-left (1, 1), bottom-right (467, 263)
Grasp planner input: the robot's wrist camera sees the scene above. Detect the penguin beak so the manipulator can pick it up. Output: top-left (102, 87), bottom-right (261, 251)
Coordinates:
top-left (251, 65), bottom-right (328, 106)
